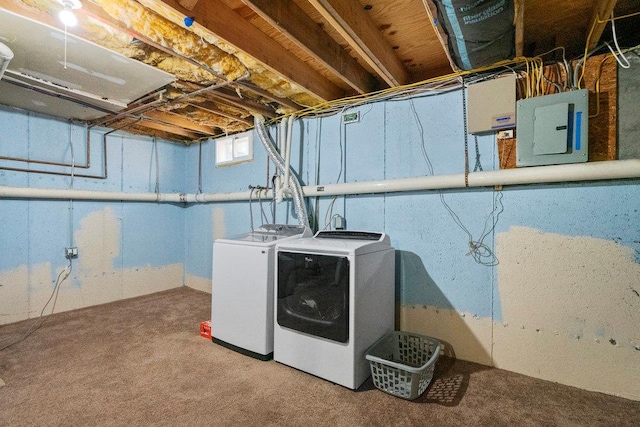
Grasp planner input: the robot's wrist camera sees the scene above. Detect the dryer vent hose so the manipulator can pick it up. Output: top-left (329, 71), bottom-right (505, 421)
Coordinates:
top-left (254, 116), bottom-right (309, 228)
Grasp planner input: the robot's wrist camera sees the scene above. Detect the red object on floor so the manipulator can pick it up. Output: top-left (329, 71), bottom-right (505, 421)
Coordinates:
top-left (199, 320), bottom-right (212, 340)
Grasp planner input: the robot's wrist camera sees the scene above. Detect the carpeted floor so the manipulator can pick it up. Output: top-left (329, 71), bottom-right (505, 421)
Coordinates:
top-left (0, 287), bottom-right (638, 426)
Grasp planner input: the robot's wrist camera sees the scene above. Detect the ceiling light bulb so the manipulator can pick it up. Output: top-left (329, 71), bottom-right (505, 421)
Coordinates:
top-left (57, 0), bottom-right (82, 27)
top-left (59, 7), bottom-right (77, 27)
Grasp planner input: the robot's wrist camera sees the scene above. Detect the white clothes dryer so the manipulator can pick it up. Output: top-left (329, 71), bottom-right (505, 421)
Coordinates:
top-left (211, 224), bottom-right (311, 360)
top-left (274, 231), bottom-right (395, 389)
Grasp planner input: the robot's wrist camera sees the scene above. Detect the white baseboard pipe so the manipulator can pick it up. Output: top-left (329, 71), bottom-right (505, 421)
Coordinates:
top-left (1, 160), bottom-right (639, 202)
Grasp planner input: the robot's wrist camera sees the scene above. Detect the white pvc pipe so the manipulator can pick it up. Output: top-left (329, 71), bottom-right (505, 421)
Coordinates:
top-left (1, 160), bottom-right (639, 202)
top-left (303, 159), bottom-right (640, 197)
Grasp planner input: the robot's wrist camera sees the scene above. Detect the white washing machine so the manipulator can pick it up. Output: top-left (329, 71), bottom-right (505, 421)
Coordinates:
top-left (211, 224), bottom-right (311, 360)
top-left (274, 230), bottom-right (395, 389)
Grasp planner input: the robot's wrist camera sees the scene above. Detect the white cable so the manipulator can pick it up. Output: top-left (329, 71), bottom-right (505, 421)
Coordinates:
top-left (153, 137), bottom-right (160, 196)
top-left (68, 122), bottom-right (75, 249)
top-left (410, 97), bottom-right (500, 266)
top-left (248, 187), bottom-right (255, 232)
top-left (605, 11), bottom-right (631, 69)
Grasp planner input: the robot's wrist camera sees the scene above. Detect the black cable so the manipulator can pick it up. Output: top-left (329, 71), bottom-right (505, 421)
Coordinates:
top-left (473, 135), bottom-right (483, 172)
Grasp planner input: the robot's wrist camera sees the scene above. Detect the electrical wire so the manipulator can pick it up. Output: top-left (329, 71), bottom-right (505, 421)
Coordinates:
top-left (197, 141), bottom-right (203, 194)
top-left (258, 188), bottom-right (269, 225)
top-left (604, 11), bottom-right (631, 69)
top-left (322, 197), bottom-right (339, 231)
top-left (473, 135), bottom-right (483, 172)
top-left (248, 187), bottom-right (255, 232)
top-left (1, 123), bottom-right (81, 351)
top-left (272, 55), bottom-right (545, 123)
top-left (68, 122), bottom-right (75, 249)
top-left (321, 109), bottom-right (347, 231)
top-left (410, 96), bottom-right (501, 266)
top-left (153, 137), bottom-right (160, 196)
top-left (0, 260), bottom-right (72, 352)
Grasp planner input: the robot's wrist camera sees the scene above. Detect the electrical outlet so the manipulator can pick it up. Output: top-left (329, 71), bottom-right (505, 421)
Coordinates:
top-left (497, 129), bottom-right (514, 139)
top-left (342, 111), bottom-right (359, 124)
top-left (65, 247), bottom-right (78, 259)
top-left (333, 215), bottom-right (346, 230)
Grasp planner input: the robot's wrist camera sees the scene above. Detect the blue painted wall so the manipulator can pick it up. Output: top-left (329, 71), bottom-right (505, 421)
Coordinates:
top-left (182, 90), bottom-right (639, 318)
top-left (0, 106), bottom-right (187, 323)
top-left (1, 86), bottom-right (638, 398)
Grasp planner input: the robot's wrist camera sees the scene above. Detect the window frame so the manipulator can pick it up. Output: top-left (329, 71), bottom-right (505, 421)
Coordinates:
top-left (215, 131), bottom-right (253, 166)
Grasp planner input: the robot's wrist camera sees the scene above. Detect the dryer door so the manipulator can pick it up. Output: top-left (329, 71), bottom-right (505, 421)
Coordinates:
top-left (277, 251), bottom-right (349, 343)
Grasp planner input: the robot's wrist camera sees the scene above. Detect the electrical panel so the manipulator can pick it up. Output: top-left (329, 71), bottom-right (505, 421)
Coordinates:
top-left (516, 89), bottom-right (589, 167)
top-left (467, 74), bottom-right (516, 134)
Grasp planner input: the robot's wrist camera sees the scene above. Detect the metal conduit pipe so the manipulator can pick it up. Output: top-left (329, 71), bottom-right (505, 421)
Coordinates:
top-left (1, 160), bottom-right (639, 202)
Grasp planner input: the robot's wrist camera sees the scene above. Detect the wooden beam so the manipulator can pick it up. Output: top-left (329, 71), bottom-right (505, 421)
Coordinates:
top-left (235, 81), bottom-right (301, 111)
top-left (242, 0), bottom-right (377, 94)
top-left (587, 0), bottom-right (618, 51)
top-left (209, 87), bottom-right (278, 118)
top-left (137, 119), bottom-right (204, 140)
top-left (307, 0), bottom-right (409, 87)
top-left (421, 0), bottom-right (459, 72)
top-left (144, 110), bottom-right (216, 135)
top-left (178, 80), bottom-right (278, 118)
top-left (158, 0), bottom-right (345, 101)
top-left (178, 0), bottom-right (200, 11)
top-left (189, 102), bottom-right (253, 127)
top-left (514, 0), bottom-right (524, 57)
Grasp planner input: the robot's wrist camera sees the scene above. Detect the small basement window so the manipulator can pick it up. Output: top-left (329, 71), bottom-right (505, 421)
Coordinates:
top-left (215, 131), bottom-right (253, 166)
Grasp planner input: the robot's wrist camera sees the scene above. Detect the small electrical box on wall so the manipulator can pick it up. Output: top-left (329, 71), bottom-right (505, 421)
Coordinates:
top-left (516, 89), bottom-right (589, 167)
top-left (467, 74), bottom-right (516, 134)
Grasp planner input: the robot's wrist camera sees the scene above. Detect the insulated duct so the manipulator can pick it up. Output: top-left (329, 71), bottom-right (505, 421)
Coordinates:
top-left (0, 42), bottom-right (14, 80)
top-left (254, 116), bottom-right (310, 227)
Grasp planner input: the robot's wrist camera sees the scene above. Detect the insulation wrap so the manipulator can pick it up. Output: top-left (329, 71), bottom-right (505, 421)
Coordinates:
top-left (432, 0), bottom-right (515, 70)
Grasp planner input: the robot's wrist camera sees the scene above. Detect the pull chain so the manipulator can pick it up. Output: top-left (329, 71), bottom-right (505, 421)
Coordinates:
top-left (462, 79), bottom-right (469, 187)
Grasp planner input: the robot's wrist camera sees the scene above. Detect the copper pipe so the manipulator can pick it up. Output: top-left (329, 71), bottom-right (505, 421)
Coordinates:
top-left (0, 125), bottom-right (91, 169)
top-left (0, 118), bottom-right (144, 180)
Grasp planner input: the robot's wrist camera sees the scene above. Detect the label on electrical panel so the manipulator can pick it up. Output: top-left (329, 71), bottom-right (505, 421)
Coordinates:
top-left (491, 113), bottom-right (515, 129)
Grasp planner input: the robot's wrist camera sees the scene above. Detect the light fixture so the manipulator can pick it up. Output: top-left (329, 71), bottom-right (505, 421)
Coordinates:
top-left (0, 41), bottom-right (14, 80)
top-left (58, 0), bottom-right (82, 27)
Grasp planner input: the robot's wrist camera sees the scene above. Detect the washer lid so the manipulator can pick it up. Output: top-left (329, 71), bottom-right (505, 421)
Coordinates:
top-left (276, 230), bottom-right (392, 255)
top-left (216, 224), bottom-right (312, 246)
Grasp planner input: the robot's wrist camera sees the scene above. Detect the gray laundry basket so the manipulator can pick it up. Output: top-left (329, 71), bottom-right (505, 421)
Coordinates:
top-left (366, 331), bottom-right (441, 400)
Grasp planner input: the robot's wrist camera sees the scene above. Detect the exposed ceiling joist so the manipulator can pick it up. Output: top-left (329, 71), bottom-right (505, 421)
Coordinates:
top-left (137, 119), bottom-right (204, 139)
top-left (144, 110), bottom-right (216, 135)
top-left (208, 86), bottom-right (278, 119)
top-left (2, 0), bottom-right (640, 145)
top-left (587, 0), bottom-right (618, 50)
top-left (235, 81), bottom-right (301, 112)
top-left (242, 0), bottom-right (378, 94)
top-left (159, 0), bottom-right (346, 101)
top-left (421, 0), bottom-right (458, 72)
top-left (177, 0), bottom-right (200, 10)
top-left (189, 102), bottom-right (253, 127)
top-left (308, 0), bottom-right (410, 87)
